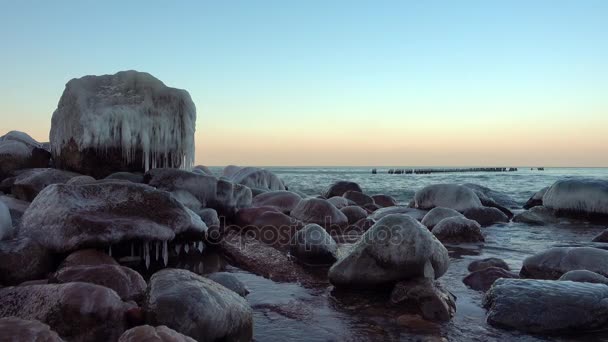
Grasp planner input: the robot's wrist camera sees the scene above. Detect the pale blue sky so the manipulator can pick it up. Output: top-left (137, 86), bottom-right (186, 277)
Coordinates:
top-left (1, 1), bottom-right (607, 166)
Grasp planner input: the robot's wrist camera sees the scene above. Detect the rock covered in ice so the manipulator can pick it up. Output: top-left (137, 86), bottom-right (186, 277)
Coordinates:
top-left (290, 223), bottom-right (338, 266)
top-left (343, 190), bottom-right (373, 206)
top-left (463, 206), bottom-right (509, 226)
top-left (512, 205), bottom-right (558, 225)
top-left (105, 171), bottom-right (145, 183)
top-left (50, 70), bottom-right (196, 178)
top-left (369, 206), bottom-right (428, 222)
top-left (192, 165), bottom-right (214, 176)
top-left (207, 272), bottom-right (250, 297)
top-left (463, 267), bottom-right (519, 292)
top-left (235, 206), bottom-right (303, 251)
top-left (10, 168), bottom-right (82, 201)
top-left (0, 237), bottom-right (53, 285)
top-left (468, 258), bottom-right (510, 272)
top-left (421, 207), bottom-right (463, 230)
top-left (0, 201), bottom-right (13, 240)
top-left (414, 184), bottom-right (482, 212)
top-left (0, 194), bottom-right (29, 227)
top-left (224, 166), bottom-right (286, 191)
top-left (326, 196), bottom-right (353, 209)
top-left (252, 190), bottom-right (302, 213)
top-left (542, 178), bottom-right (608, 219)
top-left (340, 205), bottom-right (368, 224)
top-left (0, 317), bottom-right (64, 342)
top-left (0, 131), bottom-right (51, 180)
top-left (290, 198), bottom-right (348, 230)
top-left (58, 249), bottom-right (118, 269)
top-left (323, 181), bottom-right (363, 198)
top-left (370, 194), bottom-right (398, 208)
top-left (20, 182), bottom-right (206, 253)
top-left (390, 278), bottom-right (456, 322)
top-left (523, 186), bottom-right (549, 209)
top-left (520, 247), bottom-right (608, 279)
top-left (432, 216), bottom-right (484, 243)
top-left (463, 183), bottom-right (519, 209)
top-left (119, 325), bottom-right (196, 342)
top-left (559, 270), bottom-right (608, 285)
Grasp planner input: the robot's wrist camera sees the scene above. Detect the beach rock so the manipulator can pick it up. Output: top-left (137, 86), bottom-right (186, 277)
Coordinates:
top-left (20, 182), bottom-right (206, 253)
top-left (343, 190), bottom-right (373, 206)
top-left (197, 208), bottom-right (222, 243)
top-left (105, 172), bottom-right (145, 183)
top-left (0, 282), bottom-right (131, 341)
top-left (369, 206), bottom-right (428, 222)
top-left (363, 203), bottom-right (381, 213)
top-left (145, 168), bottom-right (252, 218)
top-left (414, 184), bottom-right (482, 212)
top-left (468, 258), bottom-right (510, 272)
top-left (543, 178), bottom-right (608, 220)
top-left (144, 269), bottom-right (253, 342)
top-left (421, 207), bottom-right (463, 230)
top-left (483, 278), bottom-right (608, 333)
top-left (65, 175), bottom-right (96, 185)
top-left (290, 198), bottom-right (348, 230)
top-left (462, 207), bottom-right (509, 226)
top-left (222, 165), bottom-right (242, 178)
top-left (520, 247), bottom-right (608, 279)
top-left (192, 165), bottom-right (214, 176)
top-left (170, 189), bottom-right (203, 211)
top-left (0, 317), bottom-right (64, 342)
top-left (340, 205), bottom-right (368, 224)
top-left (558, 270), bottom-right (608, 285)
top-left (432, 217), bottom-right (484, 243)
top-left (207, 272), bottom-right (249, 297)
top-left (252, 190), bottom-right (301, 213)
top-left (0, 238), bottom-right (53, 285)
top-left (225, 166), bottom-right (286, 191)
top-left (327, 196), bottom-right (353, 209)
top-left (50, 70), bottom-right (196, 178)
top-left (58, 249), bottom-right (118, 270)
top-left (119, 325), bottom-right (196, 342)
top-left (324, 181), bottom-right (362, 198)
top-left (0, 201), bottom-right (13, 240)
top-left (371, 194), bottom-right (398, 208)
top-left (463, 267), bottom-right (519, 292)
top-left (290, 224), bottom-right (338, 265)
top-left (390, 278), bottom-right (456, 322)
top-left (512, 206), bottom-right (558, 225)
top-left (0, 131), bottom-right (51, 181)
top-left (592, 229), bottom-right (608, 243)
top-left (234, 207), bottom-right (303, 250)
top-left (329, 214), bottom-right (449, 288)
top-left (10, 168), bottom-right (81, 201)
top-left (523, 186), bottom-right (548, 209)
top-left (0, 195), bottom-right (29, 226)
top-left (463, 183), bottom-right (519, 209)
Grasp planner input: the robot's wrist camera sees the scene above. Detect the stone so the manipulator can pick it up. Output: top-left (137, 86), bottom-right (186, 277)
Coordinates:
top-left (462, 207), bottom-right (509, 226)
top-left (523, 186), bottom-right (548, 209)
top-left (207, 272), bottom-right (250, 297)
top-left (414, 184), bottom-right (482, 212)
top-left (463, 183), bottom-right (519, 209)
top-left (252, 190), bottom-right (301, 214)
top-left (58, 249), bottom-right (118, 269)
top-left (0, 131), bottom-right (51, 181)
top-left (10, 168), bottom-right (81, 201)
top-left (390, 278), bottom-right (456, 322)
top-left (326, 196), bottom-right (353, 209)
top-left (290, 198), bottom-right (348, 230)
top-left (520, 247), bottom-right (608, 279)
top-left (0, 317), bottom-right (64, 342)
top-left (512, 206), bottom-right (558, 225)
top-left (463, 267), bottom-right (519, 292)
top-left (558, 270), bottom-right (608, 285)
top-left (342, 190), bottom-right (373, 206)
top-left (290, 224), bottom-right (338, 266)
top-left (0, 194), bottom-right (30, 226)
top-left (224, 166), bottom-right (286, 191)
top-left (371, 194), bottom-right (398, 208)
top-left (467, 258), bottom-right (510, 272)
top-left (0, 201), bottom-right (13, 240)
top-left (192, 165), bottom-right (214, 176)
top-left (369, 206), bottom-right (428, 222)
top-left (543, 178), bottom-right (608, 221)
top-left (421, 207), bottom-right (463, 230)
top-left (0, 238), bottom-right (53, 285)
top-left (105, 172), bottom-right (145, 183)
top-left (432, 217), bottom-right (484, 243)
top-left (119, 325), bottom-right (196, 342)
top-left (340, 205), bottom-right (368, 224)
top-left (235, 207), bottom-right (303, 251)
top-left (323, 181), bottom-right (362, 198)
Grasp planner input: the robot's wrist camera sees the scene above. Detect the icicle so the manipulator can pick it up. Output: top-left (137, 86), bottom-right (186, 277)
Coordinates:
top-left (108, 245), bottom-right (112, 257)
top-left (197, 241), bottom-right (204, 253)
top-left (184, 244), bottom-right (190, 253)
top-left (162, 240), bottom-right (168, 267)
top-left (155, 242), bottom-right (160, 261)
top-left (144, 241), bottom-right (150, 269)
top-left (197, 262), bottom-right (204, 274)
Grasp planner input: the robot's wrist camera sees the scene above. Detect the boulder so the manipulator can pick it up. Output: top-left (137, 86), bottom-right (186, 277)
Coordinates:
top-left (432, 217), bottom-right (484, 243)
top-left (119, 325), bottom-right (196, 342)
top-left (520, 247), bottom-right (608, 279)
top-left (197, 208), bottom-right (222, 243)
top-left (523, 186), bottom-right (548, 209)
top-left (192, 165), bottom-right (214, 176)
top-left (0, 283), bottom-right (132, 342)
top-left (343, 191), bottom-right (373, 206)
top-left (58, 249), bottom-right (118, 270)
top-left (468, 258), bottom-right (510, 272)
top-left (463, 183), bottom-right (519, 209)
top-left (323, 181), bottom-right (362, 198)
top-left (329, 214), bottom-right (449, 288)
top-left (0, 131), bottom-right (51, 181)
top-left (105, 172), bottom-right (145, 183)
top-left (0, 317), bottom-right (64, 342)
top-left (290, 224), bottom-right (338, 266)
top-left (592, 229), bottom-right (608, 243)
top-left (50, 70), bottom-right (196, 178)
top-left (326, 196), bottom-right (353, 209)
top-left (20, 182), bottom-right (206, 253)
top-left (0, 201), bottom-right (13, 240)
top-left (0, 238), bottom-right (53, 285)
top-left (10, 168), bottom-right (81, 201)
top-left (290, 198), bottom-right (348, 230)
top-left (543, 178), bottom-right (608, 220)
top-left (225, 166), bottom-right (286, 191)
top-left (484, 278), bottom-right (608, 333)
top-left (252, 190), bottom-right (301, 213)
top-left (235, 207), bottom-right (303, 250)
top-left (390, 278), bottom-right (456, 322)
top-left (207, 272), bottom-right (250, 297)
top-left (462, 207), bottom-right (509, 226)
top-left (340, 205), bottom-right (368, 224)
top-left (512, 206), bottom-right (558, 225)
top-left (362, 203), bottom-right (381, 213)
top-left (369, 206), bottom-right (428, 222)
top-left (143, 269), bottom-right (253, 342)
top-left (0, 194), bottom-right (30, 226)
top-left (222, 165), bottom-right (242, 178)
top-left (65, 175), bottom-right (96, 185)
top-left (371, 194), bottom-right (398, 208)
top-left (421, 207), bottom-right (463, 230)
top-left (463, 267), bottom-right (519, 292)
top-left (414, 184), bottom-right (482, 212)
top-left (558, 270), bottom-right (608, 285)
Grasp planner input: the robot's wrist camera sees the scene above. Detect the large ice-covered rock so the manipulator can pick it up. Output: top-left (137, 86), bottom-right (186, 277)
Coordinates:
top-left (463, 183), bottom-right (519, 209)
top-left (19, 182), bottom-right (206, 253)
top-left (523, 186), bottom-right (549, 209)
top-left (0, 201), bottom-right (13, 240)
top-left (520, 247), bottom-right (608, 279)
top-left (369, 206), bottom-right (428, 222)
top-left (542, 178), bottom-right (608, 220)
top-left (559, 270), bottom-right (608, 285)
top-left (50, 70), bottom-right (196, 178)
top-left (414, 184), bottom-right (482, 212)
top-left (224, 166), bottom-right (286, 191)
top-left (512, 206), bottom-right (558, 225)
top-left (0, 131), bottom-right (51, 180)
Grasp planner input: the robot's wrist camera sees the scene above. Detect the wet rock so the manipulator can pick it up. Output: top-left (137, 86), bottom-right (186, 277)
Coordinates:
top-left (463, 267), bottom-right (519, 292)
top-left (462, 206), bottom-right (509, 226)
top-left (235, 207), bottom-right (303, 250)
top-left (324, 181), bottom-right (363, 198)
top-left (224, 166), bottom-right (286, 191)
top-left (343, 190), bottom-right (373, 206)
top-left (421, 207), bottom-right (463, 230)
top-left (252, 190), bottom-right (301, 213)
top-left (0, 282), bottom-right (132, 341)
top-left (170, 189), bottom-right (203, 211)
top-left (65, 175), bottom-right (97, 185)
top-left (414, 184), bottom-right (482, 212)
top-left (197, 208), bottom-right (222, 243)
top-left (0, 317), bottom-right (64, 342)
top-left (20, 182), bottom-right (206, 253)
top-left (390, 278), bottom-right (456, 322)
top-left (362, 203), bottom-right (381, 213)
top-left (468, 258), bottom-right (510, 272)
top-left (592, 228), bottom-right (608, 242)
top-left (543, 178), bottom-right (608, 221)
top-left (119, 325), bottom-right (196, 342)
top-left (222, 165), bottom-right (242, 178)
top-left (523, 186), bottom-right (548, 209)
top-left (290, 198), bottom-right (348, 230)
top-left (0, 201), bottom-right (13, 240)
top-left (463, 183), bottom-right (519, 209)
top-left (144, 269), bottom-right (253, 342)
top-left (371, 194), bottom-right (398, 208)
top-left (58, 249), bottom-right (118, 269)
top-left (0, 195), bottom-right (29, 226)
top-left (558, 270), bottom-right (608, 285)
top-left (432, 217), bottom-right (484, 243)
top-left (192, 165), bottom-right (214, 176)
top-left (484, 278), bottom-right (608, 333)
top-left (0, 131), bottom-right (51, 181)
top-left (340, 205), bottom-right (368, 224)
top-left (105, 171), bottom-right (145, 183)
top-left (512, 206), bottom-right (558, 225)
top-left (327, 196), bottom-right (353, 209)
top-left (0, 238), bottom-right (53, 285)
top-left (395, 314), bottom-right (441, 332)
top-left (520, 247), bottom-right (608, 279)
top-left (207, 272), bottom-right (250, 297)
top-left (370, 206), bottom-right (428, 222)
top-left (290, 224), bottom-right (338, 266)
top-left (11, 168), bottom-right (81, 201)
top-left (329, 214), bottom-right (449, 289)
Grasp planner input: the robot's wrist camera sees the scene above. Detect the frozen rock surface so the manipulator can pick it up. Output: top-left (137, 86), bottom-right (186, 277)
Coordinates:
top-left (432, 216), bottom-right (484, 243)
top-left (207, 272), bottom-right (250, 297)
top-left (512, 206), bottom-right (558, 225)
top-left (0, 201), bottom-right (13, 240)
top-left (559, 270), bottom-right (608, 285)
top-left (463, 183), bottom-right (519, 209)
top-left (421, 207), bottom-right (463, 230)
top-left (119, 325), bottom-right (196, 342)
top-left (523, 186), bottom-right (549, 209)
top-left (290, 223), bottom-right (338, 266)
top-left (370, 194), bottom-right (398, 208)
top-left (324, 181), bottom-right (362, 198)
top-left (0, 317), bottom-right (64, 342)
top-left (0, 237), bottom-right (53, 285)
top-left (520, 247), bottom-right (608, 279)
top-left (414, 184), bottom-right (482, 212)
top-left (462, 206), bottom-right (509, 226)
top-left (543, 178), bottom-right (608, 219)
top-left (0, 131), bottom-right (51, 180)
top-left (290, 198), bottom-right (348, 230)
top-left (10, 168), bottom-right (81, 201)
top-left (252, 190), bottom-right (301, 213)
top-left (369, 206), bottom-right (428, 222)
top-left (225, 166), bottom-right (286, 191)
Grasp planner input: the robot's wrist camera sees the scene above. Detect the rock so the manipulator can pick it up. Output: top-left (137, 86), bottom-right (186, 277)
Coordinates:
top-left (421, 207), bottom-right (463, 230)
top-left (558, 270), bottom-right (608, 285)
top-left (0, 201), bottom-right (13, 240)
top-left (65, 175), bottom-right (96, 185)
top-left (326, 196), bottom-right (353, 209)
top-left (290, 198), bottom-right (348, 230)
top-left (119, 325), bottom-right (196, 342)
top-left (170, 189), bottom-right (203, 211)
top-left (395, 314), bottom-right (441, 332)
top-left (20, 182), bottom-right (206, 253)
top-left (290, 224), bottom-right (337, 266)
top-left (463, 267), bottom-right (519, 291)
top-left (0, 131), bottom-right (51, 181)
top-left (463, 183), bottom-right (519, 209)
top-left (235, 207), bottom-right (303, 250)
top-left (192, 165), bottom-right (214, 176)
top-left (0, 283), bottom-right (132, 341)
top-left (197, 208), bottom-right (222, 243)
top-left (523, 186), bottom-right (548, 209)
top-left (225, 166), bottom-right (286, 191)
top-left (512, 206), bottom-right (558, 225)
top-left (343, 190), bottom-right (373, 206)
top-left (432, 217), bottom-right (484, 243)
top-left (58, 249), bottom-right (118, 269)
top-left (145, 168), bottom-right (252, 218)
top-left (51, 264), bottom-right (146, 301)
top-left (328, 214), bottom-right (449, 288)
top-left (390, 278), bottom-right (456, 322)
top-left (363, 203), bottom-right (381, 213)
top-left (462, 207), bottom-right (509, 226)
top-left (105, 172), bottom-right (145, 183)
top-left (0, 238), bottom-right (53, 285)
top-left (468, 258), bottom-right (510, 272)
top-left (144, 269), bottom-right (253, 342)
top-left (369, 206), bottom-right (428, 222)
top-left (324, 181), bottom-right (362, 198)
top-left (222, 165), bottom-right (242, 178)
top-left (0, 195), bottom-right (29, 226)
top-left (484, 278), bottom-right (608, 333)
top-left (414, 184), bottom-right (482, 212)
top-left (592, 229), bottom-right (608, 242)
top-left (50, 70), bottom-right (196, 178)
top-left (207, 272), bottom-right (250, 297)
top-left (0, 317), bottom-right (64, 342)
top-left (10, 168), bottom-right (81, 201)
top-left (520, 247), bottom-right (608, 279)
top-left (340, 205), bottom-right (368, 224)
top-left (252, 190), bottom-right (301, 213)
top-left (543, 178), bottom-right (608, 220)
top-left (371, 194), bottom-right (398, 208)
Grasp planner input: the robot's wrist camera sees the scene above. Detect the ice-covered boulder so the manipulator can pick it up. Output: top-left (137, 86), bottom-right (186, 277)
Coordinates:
top-left (421, 207), bottom-right (463, 230)
top-left (341, 205), bottom-right (368, 224)
top-left (252, 190), bottom-right (301, 213)
top-left (19, 182), bottom-right (206, 254)
top-left (225, 166), bottom-right (286, 191)
top-left (542, 178), bottom-right (608, 220)
top-left (50, 70), bottom-right (196, 178)
top-left (371, 194), bottom-right (398, 208)
top-left (463, 267), bottom-right (519, 292)
top-left (207, 272), bottom-right (249, 297)
top-left (0, 195), bottom-right (29, 226)
top-left (468, 258), bottom-right (510, 272)
top-left (0, 237), bottom-right (53, 285)
top-left (119, 325), bottom-right (196, 342)
top-left (58, 249), bottom-right (118, 269)
top-left (0, 317), bottom-right (64, 342)
top-left (512, 206), bottom-right (559, 225)
top-left (0, 201), bottom-right (13, 240)
top-left (523, 186), bottom-right (549, 209)
top-left (369, 206), bottom-right (428, 222)
top-left (463, 183), bottom-right (519, 209)
top-left (0, 131), bottom-right (51, 180)
top-left (105, 171), bottom-right (145, 183)
top-left (234, 207), bottom-right (303, 251)
top-left (290, 198), bottom-right (348, 230)
top-left (323, 181), bottom-right (362, 198)
top-left (520, 247), bottom-right (608, 279)
top-left (390, 278), bottom-right (456, 322)
top-left (414, 184), bottom-right (482, 212)
top-left (329, 214), bottom-right (449, 288)
top-left (343, 190), bottom-right (373, 206)
top-left (10, 168), bottom-right (81, 201)
top-left (558, 270), bottom-right (608, 285)
top-left (463, 206), bottom-right (509, 226)
top-left (327, 196), bottom-right (353, 209)
top-left (192, 165), bottom-right (214, 176)
top-left (432, 217), bottom-right (484, 243)
top-left (290, 223), bottom-right (338, 266)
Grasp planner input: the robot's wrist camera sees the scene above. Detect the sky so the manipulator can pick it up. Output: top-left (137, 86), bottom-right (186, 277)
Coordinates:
top-left (0, 0), bottom-right (607, 167)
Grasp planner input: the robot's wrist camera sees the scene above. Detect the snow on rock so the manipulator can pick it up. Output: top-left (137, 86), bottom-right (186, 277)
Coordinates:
top-left (414, 184), bottom-right (482, 212)
top-left (542, 178), bottom-right (608, 219)
top-left (224, 166), bottom-right (286, 191)
top-left (0, 201), bottom-right (13, 240)
top-left (520, 247), bottom-right (608, 279)
top-left (0, 131), bottom-right (51, 180)
top-left (50, 70), bottom-right (196, 178)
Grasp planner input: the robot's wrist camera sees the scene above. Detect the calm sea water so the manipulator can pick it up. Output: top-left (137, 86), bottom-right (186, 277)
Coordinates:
top-left (205, 167), bottom-right (608, 341)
